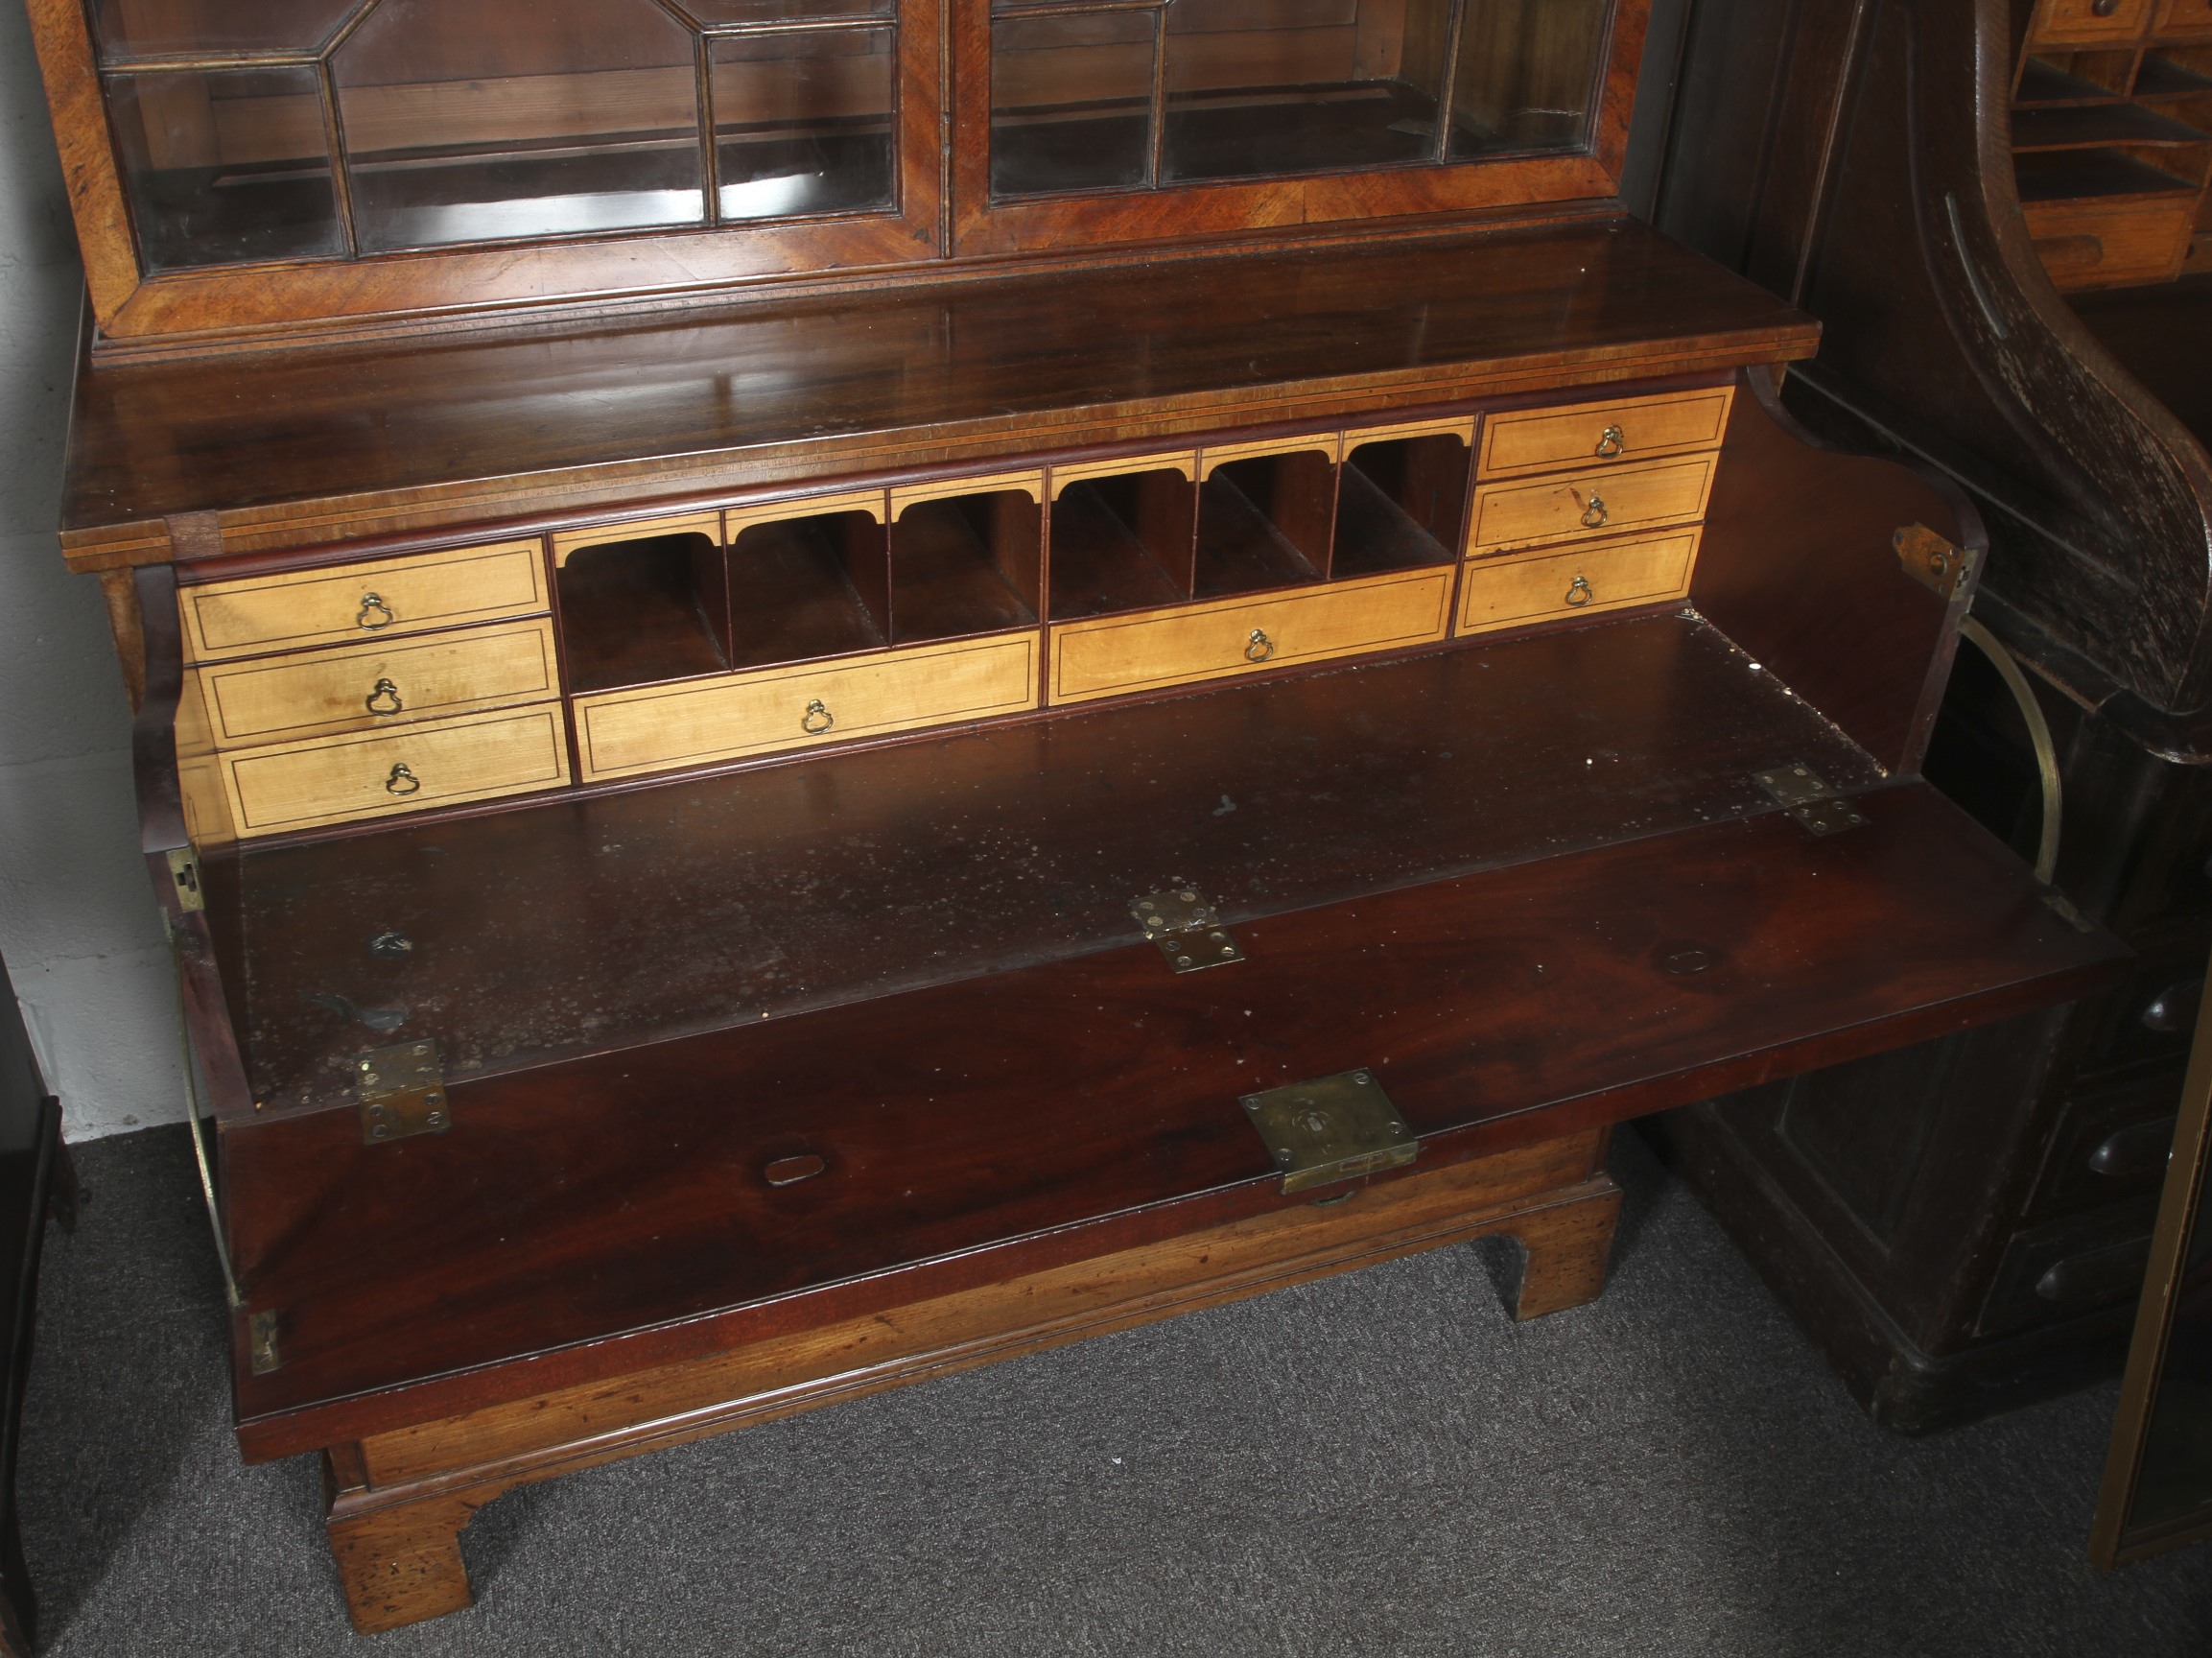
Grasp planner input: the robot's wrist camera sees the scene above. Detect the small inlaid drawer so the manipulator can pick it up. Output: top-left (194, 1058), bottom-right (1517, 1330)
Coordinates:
top-left (221, 707), bottom-right (571, 837)
top-left (2157, 0), bottom-right (2212, 36)
top-left (1477, 388), bottom-right (1734, 480)
top-left (193, 619), bottom-right (560, 748)
top-left (2024, 196), bottom-right (2197, 292)
top-left (1456, 531), bottom-right (1700, 636)
top-left (575, 633), bottom-right (1040, 783)
top-left (1049, 567), bottom-right (1453, 705)
top-left (2029, 0), bottom-right (2153, 44)
top-left (180, 541), bottom-right (548, 663)
top-left (1468, 455), bottom-right (1717, 555)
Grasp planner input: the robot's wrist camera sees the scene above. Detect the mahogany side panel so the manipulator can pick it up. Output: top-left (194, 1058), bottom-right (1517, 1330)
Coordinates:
top-left (1691, 368), bottom-right (1983, 776)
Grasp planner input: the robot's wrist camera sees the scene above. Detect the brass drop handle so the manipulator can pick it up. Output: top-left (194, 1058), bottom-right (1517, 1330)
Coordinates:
top-left (2092, 0), bottom-right (2119, 13)
top-left (1245, 628), bottom-right (1274, 663)
top-left (801, 699), bottom-right (835, 736)
top-left (1580, 493), bottom-right (1610, 530)
top-left (365, 677), bottom-right (404, 716)
top-left (1565, 574), bottom-right (1595, 607)
top-left (1594, 424), bottom-right (1625, 459)
top-left (385, 763), bottom-right (421, 795)
top-left (356, 592), bottom-right (396, 630)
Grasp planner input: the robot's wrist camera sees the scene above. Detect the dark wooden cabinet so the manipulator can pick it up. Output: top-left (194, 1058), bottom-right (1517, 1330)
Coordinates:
top-left (22, 0), bottom-right (2126, 1631)
top-left (1644, 0), bottom-right (2212, 1431)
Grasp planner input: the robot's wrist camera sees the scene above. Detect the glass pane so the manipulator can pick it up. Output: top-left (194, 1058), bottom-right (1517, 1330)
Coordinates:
top-left (711, 27), bottom-right (896, 220)
top-left (88, 0), bottom-right (364, 62)
top-left (1447, 0), bottom-right (1609, 160)
top-left (680, 0), bottom-right (893, 20)
top-left (105, 68), bottom-right (344, 272)
top-left (992, 10), bottom-right (1156, 198)
top-left (334, 0), bottom-right (706, 253)
top-left (1164, 0), bottom-right (1453, 182)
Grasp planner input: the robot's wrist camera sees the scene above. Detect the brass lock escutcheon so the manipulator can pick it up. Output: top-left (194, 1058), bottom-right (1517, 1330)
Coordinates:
top-left (356, 591), bottom-right (396, 630)
top-left (385, 762), bottom-right (422, 796)
top-left (365, 677), bottom-right (404, 716)
top-left (1245, 628), bottom-right (1274, 663)
top-left (802, 699), bottom-right (835, 736)
top-left (1580, 493), bottom-right (1610, 529)
top-left (1594, 423), bottom-right (1626, 459)
top-left (1565, 574), bottom-right (1595, 607)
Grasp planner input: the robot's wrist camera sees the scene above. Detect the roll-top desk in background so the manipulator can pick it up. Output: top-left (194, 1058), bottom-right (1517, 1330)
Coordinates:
top-left (27, 0), bottom-right (2124, 1632)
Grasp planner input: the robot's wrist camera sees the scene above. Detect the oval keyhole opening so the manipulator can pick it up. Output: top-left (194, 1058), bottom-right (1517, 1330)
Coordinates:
top-left (765, 1153), bottom-right (827, 1188)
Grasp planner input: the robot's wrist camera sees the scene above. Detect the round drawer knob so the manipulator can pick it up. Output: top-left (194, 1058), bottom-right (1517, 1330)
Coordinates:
top-left (385, 763), bottom-right (422, 796)
top-left (365, 677), bottom-right (404, 716)
top-left (1580, 494), bottom-right (1610, 529)
top-left (356, 592), bottom-right (396, 630)
top-left (1245, 628), bottom-right (1274, 663)
top-left (801, 699), bottom-right (835, 736)
top-left (1565, 574), bottom-right (1595, 607)
top-left (1594, 424), bottom-right (1625, 459)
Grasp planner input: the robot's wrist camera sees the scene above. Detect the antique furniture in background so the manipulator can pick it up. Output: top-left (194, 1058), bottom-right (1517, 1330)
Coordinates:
top-left (27, 0), bottom-right (2124, 1631)
top-left (1643, 0), bottom-right (2212, 1431)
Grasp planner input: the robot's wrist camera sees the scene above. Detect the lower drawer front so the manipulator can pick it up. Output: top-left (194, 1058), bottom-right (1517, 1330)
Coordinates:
top-left (1049, 566), bottom-right (1454, 704)
top-left (575, 632), bottom-right (1040, 782)
top-left (1469, 455), bottom-right (1716, 554)
top-left (1457, 531), bottom-right (1699, 635)
top-left (224, 707), bottom-right (570, 836)
top-left (2024, 196), bottom-right (2196, 291)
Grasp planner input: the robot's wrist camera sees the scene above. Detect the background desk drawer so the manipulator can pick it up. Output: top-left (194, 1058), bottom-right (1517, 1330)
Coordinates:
top-left (197, 620), bottom-right (559, 747)
top-left (1457, 532), bottom-right (1700, 635)
top-left (1049, 567), bottom-right (1452, 704)
top-left (182, 541), bottom-right (548, 662)
top-left (1478, 388), bottom-right (1734, 479)
top-left (223, 707), bottom-right (570, 836)
top-left (1469, 455), bottom-right (1717, 554)
top-left (575, 633), bottom-right (1040, 782)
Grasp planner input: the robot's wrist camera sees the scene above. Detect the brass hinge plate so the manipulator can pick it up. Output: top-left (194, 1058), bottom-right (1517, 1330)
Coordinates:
top-left (166, 848), bottom-right (204, 913)
top-left (247, 1309), bottom-right (280, 1376)
top-left (355, 1039), bottom-right (451, 1145)
top-left (1131, 888), bottom-right (1244, 972)
top-left (1894, 524), bottom-right (1974, 602)
top-left (1753, 763), bottom-right (1869, 837)
top-left (1240, 1069), bottom-right (1418, 1195)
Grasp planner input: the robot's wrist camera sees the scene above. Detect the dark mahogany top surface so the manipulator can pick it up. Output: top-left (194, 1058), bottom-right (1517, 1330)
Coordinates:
top-left (61, 219), bottom-right (1817, 552)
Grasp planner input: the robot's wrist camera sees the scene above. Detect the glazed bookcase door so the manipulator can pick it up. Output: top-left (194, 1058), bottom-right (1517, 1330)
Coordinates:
top-left (36, 0), bottom-right (945, 340)
top-left (956, 0), bottom-right (1644, 255)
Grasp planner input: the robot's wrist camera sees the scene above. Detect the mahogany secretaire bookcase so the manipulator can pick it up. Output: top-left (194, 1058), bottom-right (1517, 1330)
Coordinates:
top-left (23, 0), bottom-right (2127, 1633)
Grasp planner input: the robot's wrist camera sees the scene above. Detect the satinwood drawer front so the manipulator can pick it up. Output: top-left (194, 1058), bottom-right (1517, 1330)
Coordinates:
top-left (574, 633), bottom-right (1040, 783)
top-left (195, 619), bottom-right (560, 747)
top-left (222, 707), bottom-right (570, 837)
top-left (2157, 0), bottom-right (2212, 36)
top-left (2024, 196), bottom-right (2197, 291)
top-left (1049, 567), bottom-right (1453, 705)
top-left (181, 542), bottom-right (548, 663)
top-left (2030, 0), bottom-right (2154, 43)
top-left (1468, 456), bottom-right (1717, 555)
top-left (1477, 388), bottom-right (1735, 479)
top-left (1456, 532), bottom-right (1700, 636)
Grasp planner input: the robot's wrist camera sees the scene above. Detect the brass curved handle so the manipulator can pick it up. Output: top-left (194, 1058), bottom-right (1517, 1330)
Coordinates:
top-left (1580, 494), bottom-right (1610, 530)
top-left (1245, 628), bottom-right (1274, 663)
top-left (801, 699), bottom-right (835, 736)
top-left (384, 763), bottom-right (421, 796)
top-left (356, 592), bottom-right (396, 630)
top-left (365, 677), bottom-right (404, 716)
top-left (1565, 574), bottom-right (1595, 607)
top-left (1594, 424), bottom-right (1625, 460)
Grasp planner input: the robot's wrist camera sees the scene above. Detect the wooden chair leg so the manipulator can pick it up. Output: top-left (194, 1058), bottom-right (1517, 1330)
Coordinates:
top-left (1502, 1174), bottom-right (1623, 1322)
top-left (322, 1451), bottom-right (480, 1635)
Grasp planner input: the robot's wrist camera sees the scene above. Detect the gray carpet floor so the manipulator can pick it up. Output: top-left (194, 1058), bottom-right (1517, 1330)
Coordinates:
top-left (13, 1124), bottom-right (2209, 1657)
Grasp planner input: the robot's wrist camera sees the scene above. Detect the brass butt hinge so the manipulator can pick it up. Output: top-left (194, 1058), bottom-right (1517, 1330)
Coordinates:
top-left (1894, 525), bottom-right (1974, 603)
top-left (166, 848), bottom-right (204, 913)
top-left (1754, 762), bottom-right (1870, 837)
top-left (1131, 888), bottom-right (1244, 973)
top-left (1241, 1069), bottom-right (1418, 1195)
top-left (356, 1039), bottom-right (452, 1145)
top-left (247, 1309), bottom-right (281, 1375)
